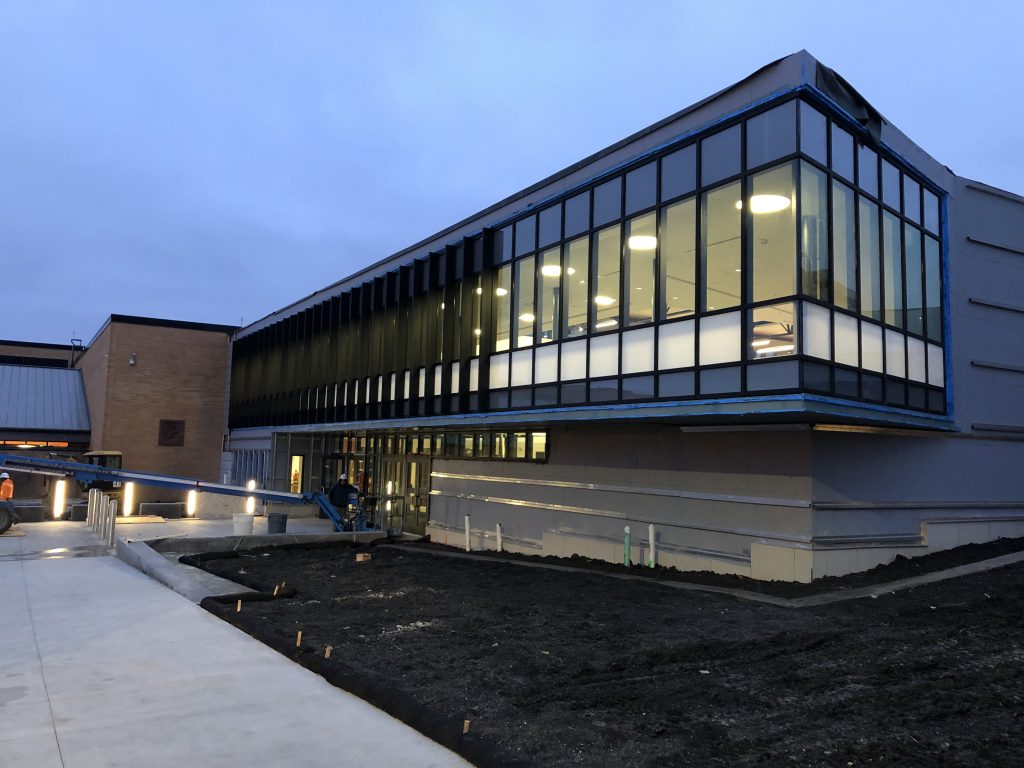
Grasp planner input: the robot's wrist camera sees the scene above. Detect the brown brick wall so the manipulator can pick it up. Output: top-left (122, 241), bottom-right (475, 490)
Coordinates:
top-left (83, 322), bottom-right (231, 504)
top-left (75, 330), bottom-right (111, 448)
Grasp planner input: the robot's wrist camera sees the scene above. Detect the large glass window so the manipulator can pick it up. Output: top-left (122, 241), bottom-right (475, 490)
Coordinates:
top-left (592, 225), bottom-right (621, 330)
top-left (625, 162), bottom-right (656, 215)
top-left (799, 102), bottom-right (827, 165)
top-left (701, 125), bottom-right (741, 186)
top-left (659, 197), bottom-right (696, 320)
top-left (538, 204), bottom-right (561, 248)
top-left (858, 197), bottom-right (881, 322)
top-left (800, 161), bottom-right (829, 302)
top-left (832, 181), bottom-right (857, 310)
top-left (924, 236), bottom-right (942, 342)
top-left (514, 256), bottom-right (535, 347)
top-left (563, 236), bottom-right (589, 337)
top-left (472, 276), bottom-right (482, 355)
top-left (494, 264), bottom-right (512, 351)
top-left (537, 247), bottom-right (560, 344)
top-left (830, 124), bottom-right (854, 182)
top-left (746, 101), bottom-right (796, 169)
top-left (882, 211), bottom-right (904, 328)
top-left (564, 191), bottom-right (590, 238)
top-left (749, 163), bottom-right (796, 303)
top-left (858, 145), bottom-right (878, 197)
top-left (623, 213), bottom-right (656, 326)
top-left (593, 178), bottom-right (621, 227)
top-left (514, 215), bottom-right (536, 257)
top-left (702, 182), bottom-right (742, 311)
top-left (661, 144), bottom-right (696, 201)
top-left (881, 160), bottom-right (900, 210)
top-left (904, 225), bottom-right (924, 335)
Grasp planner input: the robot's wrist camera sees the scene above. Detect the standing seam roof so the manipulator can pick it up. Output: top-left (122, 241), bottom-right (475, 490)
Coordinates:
top-left (0, 365), bottom-right (91, 432)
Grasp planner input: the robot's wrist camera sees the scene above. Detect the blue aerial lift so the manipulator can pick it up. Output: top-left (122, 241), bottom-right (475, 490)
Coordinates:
top-left (0, 453), bottom-right (370, 535)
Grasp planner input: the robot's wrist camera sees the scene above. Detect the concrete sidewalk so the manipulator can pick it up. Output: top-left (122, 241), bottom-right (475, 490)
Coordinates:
top-left (0, 524), bottom-right (470, 767)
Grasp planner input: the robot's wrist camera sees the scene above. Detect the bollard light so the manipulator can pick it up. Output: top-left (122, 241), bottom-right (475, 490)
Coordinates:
top-left (186, 489), bottom-right (197, 517)
top-left (53, 479), bottom-right (67, 519)
top-left (246, 479), bottom-right (256, 515)
top-left (123, 482), bottom-right (135, 516)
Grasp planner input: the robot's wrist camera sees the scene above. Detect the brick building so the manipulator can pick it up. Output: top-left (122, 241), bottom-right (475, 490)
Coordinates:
top-left (74, 315), bottom-right (237, 504)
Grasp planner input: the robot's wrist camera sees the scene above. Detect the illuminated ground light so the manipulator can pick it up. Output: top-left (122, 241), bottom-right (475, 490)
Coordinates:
top-left (186, 489), bottom-right (197, 517)
top-left (246, 479), bottom-right (256, 514)
top-left (53, 479), bottom-right (66, 519)
top-left (123, 482), bottom-right (135, 516)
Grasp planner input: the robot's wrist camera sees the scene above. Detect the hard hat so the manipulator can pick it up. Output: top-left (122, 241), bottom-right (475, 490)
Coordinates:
top-left (0, 472), bottom-right (9, 479)
top-left (339, 473), bottom-right (347, 481)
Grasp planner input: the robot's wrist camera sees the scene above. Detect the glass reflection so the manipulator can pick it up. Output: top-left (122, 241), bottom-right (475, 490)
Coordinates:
top-left (749, 163), bottom-right (796, 302)
top-left (592, 225), bottom-right (620, 329)
top-left (563, 236), bottom-right (589, 337)
top-left (623, 213), bottom-right (656, 326)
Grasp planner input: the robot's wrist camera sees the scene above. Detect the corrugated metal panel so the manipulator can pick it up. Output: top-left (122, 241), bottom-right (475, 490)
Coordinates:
top-left (0, 365), bottom-right (90, 432)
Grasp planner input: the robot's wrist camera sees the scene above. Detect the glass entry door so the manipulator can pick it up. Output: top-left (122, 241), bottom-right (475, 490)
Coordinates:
top-left (379, 455), bottom-right (431, 535)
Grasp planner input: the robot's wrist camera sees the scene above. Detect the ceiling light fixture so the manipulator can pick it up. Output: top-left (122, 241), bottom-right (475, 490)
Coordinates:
top-left (593, 295), bottom-right (616, 307)
top-left (736, 195), bottom-right (791, 214)
top-left (519, 313), bottom-right (536, 323)
top-left (628, 235), bottom-right (658, 250)
top-left (495, 287), bottom-right (508, 297)
top-left (541, 265), bottom-right (562, 278)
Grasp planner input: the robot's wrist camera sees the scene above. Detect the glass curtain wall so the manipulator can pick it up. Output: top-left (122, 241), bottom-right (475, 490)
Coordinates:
top-left (230, 95), bottom-right (946, 429)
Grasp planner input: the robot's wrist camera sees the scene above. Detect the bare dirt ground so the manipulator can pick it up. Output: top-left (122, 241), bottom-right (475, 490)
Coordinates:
top-left (196, 540), bottom-right (1024, 768)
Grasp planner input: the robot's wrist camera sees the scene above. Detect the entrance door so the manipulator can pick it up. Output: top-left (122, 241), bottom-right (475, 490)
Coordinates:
top-left (405, 456), bottom-right (430, 535)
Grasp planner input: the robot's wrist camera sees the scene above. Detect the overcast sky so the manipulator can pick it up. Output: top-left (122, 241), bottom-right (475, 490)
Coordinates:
top-left (2, 1), bottom-right (1021, 344)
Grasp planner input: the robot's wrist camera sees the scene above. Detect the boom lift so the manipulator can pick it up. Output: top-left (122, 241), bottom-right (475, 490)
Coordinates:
top-left (0, 453), bottom-right (370, 535)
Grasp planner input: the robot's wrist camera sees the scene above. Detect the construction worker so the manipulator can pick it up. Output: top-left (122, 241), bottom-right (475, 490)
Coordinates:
top-left (0, 472), bottom-right (12, 502)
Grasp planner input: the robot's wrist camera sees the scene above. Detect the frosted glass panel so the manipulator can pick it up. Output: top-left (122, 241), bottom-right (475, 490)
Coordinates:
top-left (860, 322), bottom-right (883, 373)
top-left (433, 365), bottom-right (442, 395)
top-left (907, 338), bottom-right (926, 382)
top-left (621, 327), bottom-right (655, 373)
top-left (403, 371), bottom-right (411, 399)
top-left (417, 368), bottom-right (426, 398)
top-left (833, 312), bottom-right (859, 367)
top-left (511, 349), bottom-right (533, 387)
top-left (927, 344), bottom-right (944, 387)
top-left (560, 339), bottom-right (587, 380)
top-left (658, 319), bottom-right (695, 369)
top-left (699, 311), bottom-right (741, 366)
top-left (885, 330), bottom-right (906, 377)
top-left (390, 373), bottom-right (397, 400)
top-left (802, 302), bottom-right (831, 360)
top-left (450, 361), bottom-right (460, 394)
top-left (469, 359), bottom-right (479, 392)
top-left (535, 345), bottom-right (558, 383)
top-left (590, 334), bottom-right (619, 378)
top-left (489, 353), bottom-right (509, 389)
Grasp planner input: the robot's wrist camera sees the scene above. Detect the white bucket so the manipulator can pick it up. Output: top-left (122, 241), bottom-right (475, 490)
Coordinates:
top-left (232, 513), bottom-right (254, 536)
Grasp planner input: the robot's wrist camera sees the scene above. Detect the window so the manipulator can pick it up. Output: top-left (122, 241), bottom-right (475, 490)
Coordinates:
top-left (749, 163), bottom-right (796, 302)
top-left (659, 197), bottom-right (696, 320)
top-left (564, 191), bottom-right (590, 237)
top-left (514, 256), bottom-right (535, 348)
top-left (623, 213), bottom-right (656, 326)
top-left (701, 125), bottom-right (741, 186)
top-left (538, 204), bottom-right (561, 248)
top-left (881, 160), bottom-right (900, 210)
top-left (289, 454), bottom-right (304, 494)
top-left (859, 197), bottom-right (881, 322)
top-left (592, 225), bottom-right (621, 330)
top-left (924, 236), bottom-right (942, 342)
top-left (701, 181), bottom-right (741, 311)
top-left (157, 419), bottom-right (185, 447)
top-left (537, 247), bottom-right (560, 344)
top-left (800, 162), bottom-right (829, 302)
top-left (514, 215), bottom-right (536, 257)
top-left (493, 264), bottom-right (512, 352)
top-left (882, 211), bottom-right (904, 328)
top-left (625, 162), bottom-right (656, 215)
top-left (750, 303), bottom-right (797, 359)
top-left (799, 101), bottom-right (827, 165)
top-left (905, 225), bottom-right (924, 335)
top-left (746, 101), bottom-right (796, 169)
top-left (832, 180), bottom-right (856, 310)
top-left (563, 236), bottom-right (589, 337)
top-left (593, 178), bottom-right (621, 226)
top-left (830, 124), bottom-right (854, 182)
top-left (858, 145), bottom-right (878, 197)
top-left (661, 145), bottom-right (696, 201)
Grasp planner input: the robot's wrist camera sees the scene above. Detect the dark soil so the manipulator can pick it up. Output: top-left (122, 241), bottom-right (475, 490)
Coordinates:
top-left (437, 535), bottom-right (1024, 597)
top-left (197, 540), bottom-right (1024, 768)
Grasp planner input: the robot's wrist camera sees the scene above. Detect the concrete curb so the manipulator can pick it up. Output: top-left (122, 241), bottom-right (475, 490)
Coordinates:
top-left (115, 538), bottom-right (252, 603)
top-left (146, 531), bottom-right (384, 555)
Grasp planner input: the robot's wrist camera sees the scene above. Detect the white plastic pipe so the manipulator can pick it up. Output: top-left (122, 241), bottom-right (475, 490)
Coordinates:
top-left (107, 500), bottom-right (118, 547)
top-left (648, 523), bottom-right (656, 568)
top-left (496, 522), bottom-right (503, 553)
top-left (464, 515), bottom-right (471, 552)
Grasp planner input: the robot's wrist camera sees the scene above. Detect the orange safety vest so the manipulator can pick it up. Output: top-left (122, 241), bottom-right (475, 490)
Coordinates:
top-left (0, 479), bottom-right (13, 501)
